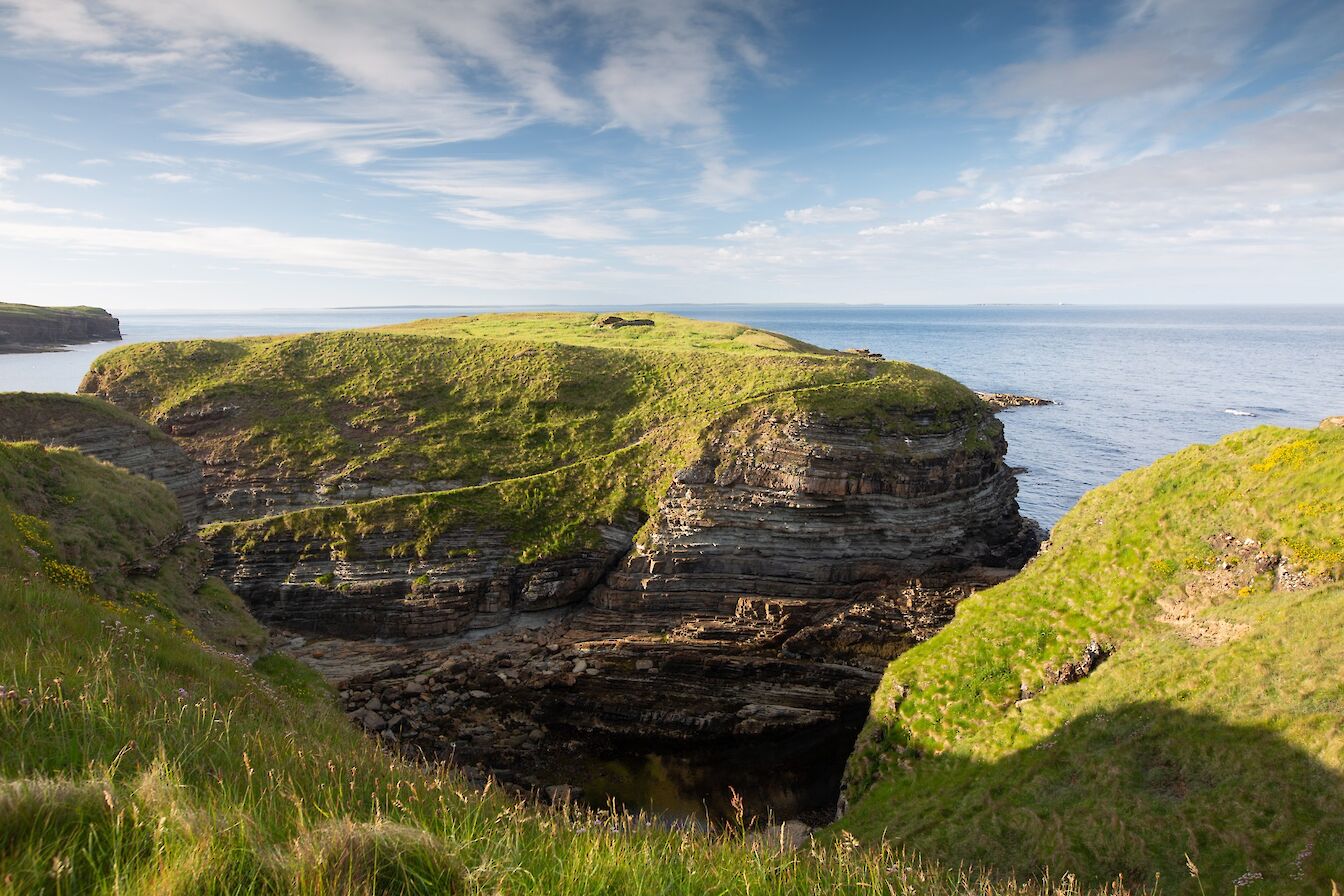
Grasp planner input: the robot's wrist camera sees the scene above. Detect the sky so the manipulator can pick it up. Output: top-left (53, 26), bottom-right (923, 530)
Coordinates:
top-left (0, 0), bottom-right (1341, 310)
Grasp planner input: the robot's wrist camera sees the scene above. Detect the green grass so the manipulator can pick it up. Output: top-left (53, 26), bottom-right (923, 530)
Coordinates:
top-left (0, 438), bottom-right (1133, 894)
top-left (0, 301), bottom-right (111, 320)
top-left (81, 311), bottom-right (950, 490)
top-left (0, 393), bottom-right (177, 445)
top-left (840, 425), bottom-right (1344, 892)
top-left (84, 311), bottom-right (990, 563)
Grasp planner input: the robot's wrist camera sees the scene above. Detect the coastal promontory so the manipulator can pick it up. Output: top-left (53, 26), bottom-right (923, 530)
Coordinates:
top-left (0, 301), bottom-right (121, 352)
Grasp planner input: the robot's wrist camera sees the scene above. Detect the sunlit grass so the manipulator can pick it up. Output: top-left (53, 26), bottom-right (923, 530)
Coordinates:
top-left (843, 425), bottom-right (1344, 892)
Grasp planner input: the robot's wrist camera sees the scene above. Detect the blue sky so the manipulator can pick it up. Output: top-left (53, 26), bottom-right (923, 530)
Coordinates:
top-left (0, 0), bottom-right (1341, 310)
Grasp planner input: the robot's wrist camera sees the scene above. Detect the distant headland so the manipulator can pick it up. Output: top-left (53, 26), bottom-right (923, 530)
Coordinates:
top-left (0, 301), bottom-right (122, 353)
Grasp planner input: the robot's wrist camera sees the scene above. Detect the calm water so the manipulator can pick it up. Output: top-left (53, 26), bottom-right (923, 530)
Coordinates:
top-left (2, 304), bottom-right (1340, 527)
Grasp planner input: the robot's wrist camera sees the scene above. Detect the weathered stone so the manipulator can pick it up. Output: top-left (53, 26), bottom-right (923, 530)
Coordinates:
top-left (0, 394), bottom-right (206, 524)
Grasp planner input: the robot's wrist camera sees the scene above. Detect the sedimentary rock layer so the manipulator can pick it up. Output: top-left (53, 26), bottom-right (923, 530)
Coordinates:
top-left (0, 302), bottom-right (120, 351)
top-left (0, 393), bottom-right (206, 524)
top-left (593, 408), bottom-right (1038, 617)
top-left (208, 518), bottom-right (640, 639)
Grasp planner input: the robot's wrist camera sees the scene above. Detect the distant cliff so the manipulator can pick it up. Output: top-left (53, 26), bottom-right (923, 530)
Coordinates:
top-left (0, 301), bottom-right (121, 352)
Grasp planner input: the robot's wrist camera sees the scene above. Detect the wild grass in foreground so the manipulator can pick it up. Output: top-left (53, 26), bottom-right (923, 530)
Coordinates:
top-left (0, 575), bottom-right (1143, 896)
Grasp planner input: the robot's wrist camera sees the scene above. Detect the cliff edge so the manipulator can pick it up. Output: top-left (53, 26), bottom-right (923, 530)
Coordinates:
top-left (81, 311), bottom-right (1039, 817)
top-left (839, 423), bottom-right (1344, 891)
top-left (0, 301), bottom-right (121, 352)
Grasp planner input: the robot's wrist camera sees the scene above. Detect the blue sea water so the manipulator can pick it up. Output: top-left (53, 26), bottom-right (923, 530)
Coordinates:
top-left (2, 304), bottom-right (1340, 528)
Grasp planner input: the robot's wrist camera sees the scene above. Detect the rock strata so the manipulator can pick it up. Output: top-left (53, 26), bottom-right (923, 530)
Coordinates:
top-left (215, 397), bottom-right (1038, 819)
top-left (0, 393), bottom-right (205, 524)
top-left (209, 518), bottom-right (640, 639)
top-left (0, 302), bottom-right (120, 352)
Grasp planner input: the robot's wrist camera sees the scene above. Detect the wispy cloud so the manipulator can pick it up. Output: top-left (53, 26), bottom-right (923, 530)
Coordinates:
top-left (376, 158), bottom-right (606, 209)
top-left (785, 202), bottom-right (881, 224)
top-left (0, 219), bottom-right (594, 289)
top-left (442, 207), bottom-right (628, 241)
top-left (719, 222), bottom-right (778, 240)
top-left (147, 171), bottom-right (192, 184)
top-left (38, 172), bottom-right (101, 186)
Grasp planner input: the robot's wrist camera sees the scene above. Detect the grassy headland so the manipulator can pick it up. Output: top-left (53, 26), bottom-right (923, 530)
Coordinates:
top-left (82, 311), bottom-right (989, 561)
top-left (841, 425), bottom-right (1344, 891)
top-left (0, 301), bottom-right (120, 351)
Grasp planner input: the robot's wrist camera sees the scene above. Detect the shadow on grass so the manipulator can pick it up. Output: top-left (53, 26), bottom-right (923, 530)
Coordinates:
top-left (850, 702), bottom-right (1344, 893)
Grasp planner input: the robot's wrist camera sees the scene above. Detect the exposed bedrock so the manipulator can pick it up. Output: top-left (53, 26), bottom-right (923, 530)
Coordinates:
top-left (208, 519), bottom-right (641, 639)
top-left (228, 400), bottom-right (1038, 818)
top-left (593, 409), bottom-right (1038, 616)
top-left (0, 393), bottom-right (206, 524)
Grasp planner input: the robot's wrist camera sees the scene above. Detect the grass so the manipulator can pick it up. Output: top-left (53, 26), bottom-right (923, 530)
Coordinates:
top-left (81, 311), bottom-right (961, 490)
top-left (0, 393), bottom-right (178, 444)
top-left (0, 302), bottom-right (117, 349)
top-left (0, 436), bottom-right (1136, 894)
top-left (83, 311), bottom-right (990, 563)
top-left (0, 301), bottom-right (112, 320)
top-left (840, 425), bottom-right (1344, 892)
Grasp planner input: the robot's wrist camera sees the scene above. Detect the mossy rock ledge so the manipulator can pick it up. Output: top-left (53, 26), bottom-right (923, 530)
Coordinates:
top-left (79, 311), bottom-right (1038, 814)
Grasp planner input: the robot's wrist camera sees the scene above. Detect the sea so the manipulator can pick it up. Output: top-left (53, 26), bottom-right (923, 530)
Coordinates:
top-left (2, 304), bottom-right (1340, 529)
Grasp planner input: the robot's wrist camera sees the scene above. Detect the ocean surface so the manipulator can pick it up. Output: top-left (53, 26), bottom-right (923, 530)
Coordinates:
top-left (2, 304), bottom-right (1340, 528)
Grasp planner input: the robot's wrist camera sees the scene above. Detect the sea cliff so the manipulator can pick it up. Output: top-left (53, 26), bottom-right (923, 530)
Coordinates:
top-left (0, 301), bottom-right (121, 352)
top-left (79, 311), bottom-right (1039, 817)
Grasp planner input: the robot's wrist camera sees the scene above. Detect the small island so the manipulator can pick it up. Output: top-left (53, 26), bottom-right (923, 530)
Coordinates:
top-left (0, 301), bottom-right (121, 353)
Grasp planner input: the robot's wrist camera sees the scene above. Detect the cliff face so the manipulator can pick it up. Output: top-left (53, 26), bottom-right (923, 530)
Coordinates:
top-left (0, 302), bottom-right (120, 351)
top-left (0, 394), bottom-right (206, 525)
top-left (208, 518), bottom-right (641, 639)
top-left (218, 396), bottom-right (1035, 819)
top-left (594, 407), bottom-right (1036, 616)
top-left (79, 312), bottom-right (1040, 819)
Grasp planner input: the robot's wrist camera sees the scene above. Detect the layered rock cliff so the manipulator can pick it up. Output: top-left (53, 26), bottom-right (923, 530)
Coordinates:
top-left (0, 301), bottom-right (120, 351)
top-left (201, 386), bottom-right (1036, 819)
top-left (79, 312), bottom-right (1040, 819)
top-left (0, 393), bottom-right (205, 524)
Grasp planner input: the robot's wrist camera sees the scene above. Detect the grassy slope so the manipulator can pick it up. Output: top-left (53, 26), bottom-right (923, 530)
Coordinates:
top-left (0, 442), bottom-right (1121, 895)
top-left (84, 311), bottom-right (984, 561)
top-left (0, 392), bottom-right (179, 442)
top-left (841, 425), bottom-right (1344, 892)
top-left (0, 301), bottom-right (111, 320)
top-left (0, 440), bottom-right (264, 655)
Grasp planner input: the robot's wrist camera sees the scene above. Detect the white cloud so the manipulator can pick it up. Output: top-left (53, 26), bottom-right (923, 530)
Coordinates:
top-left (176, 93), bottom-right (532, 166)
top-left (719, 222), bottom-right (777, 240)
top-left (127, 150), bottom-right (185, 165)
top-left (4, 0), bottom-right (113, 45)
top-left (38, 173), bottom-right (101, 186)
top-left (912, 168), bottom-right (982, 202)
top-left (443, 207), bottom-right (628, 241)
top-left (0, 156), bottom-right (23, 180)
top-left (785, 203), bottom-right (880, 224)
top-left (0, 198), bottom-right (102, 217)
top-left (694, 157), bottom-right (761, 207)
top-left (4, 1), bottom-right (773, 152)
top-left (376, 159), bottom-right (605, 209)
top-left (0, 219), bottom-right (594, 289)
top-left (148, 172), bottom-right (192, 184)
